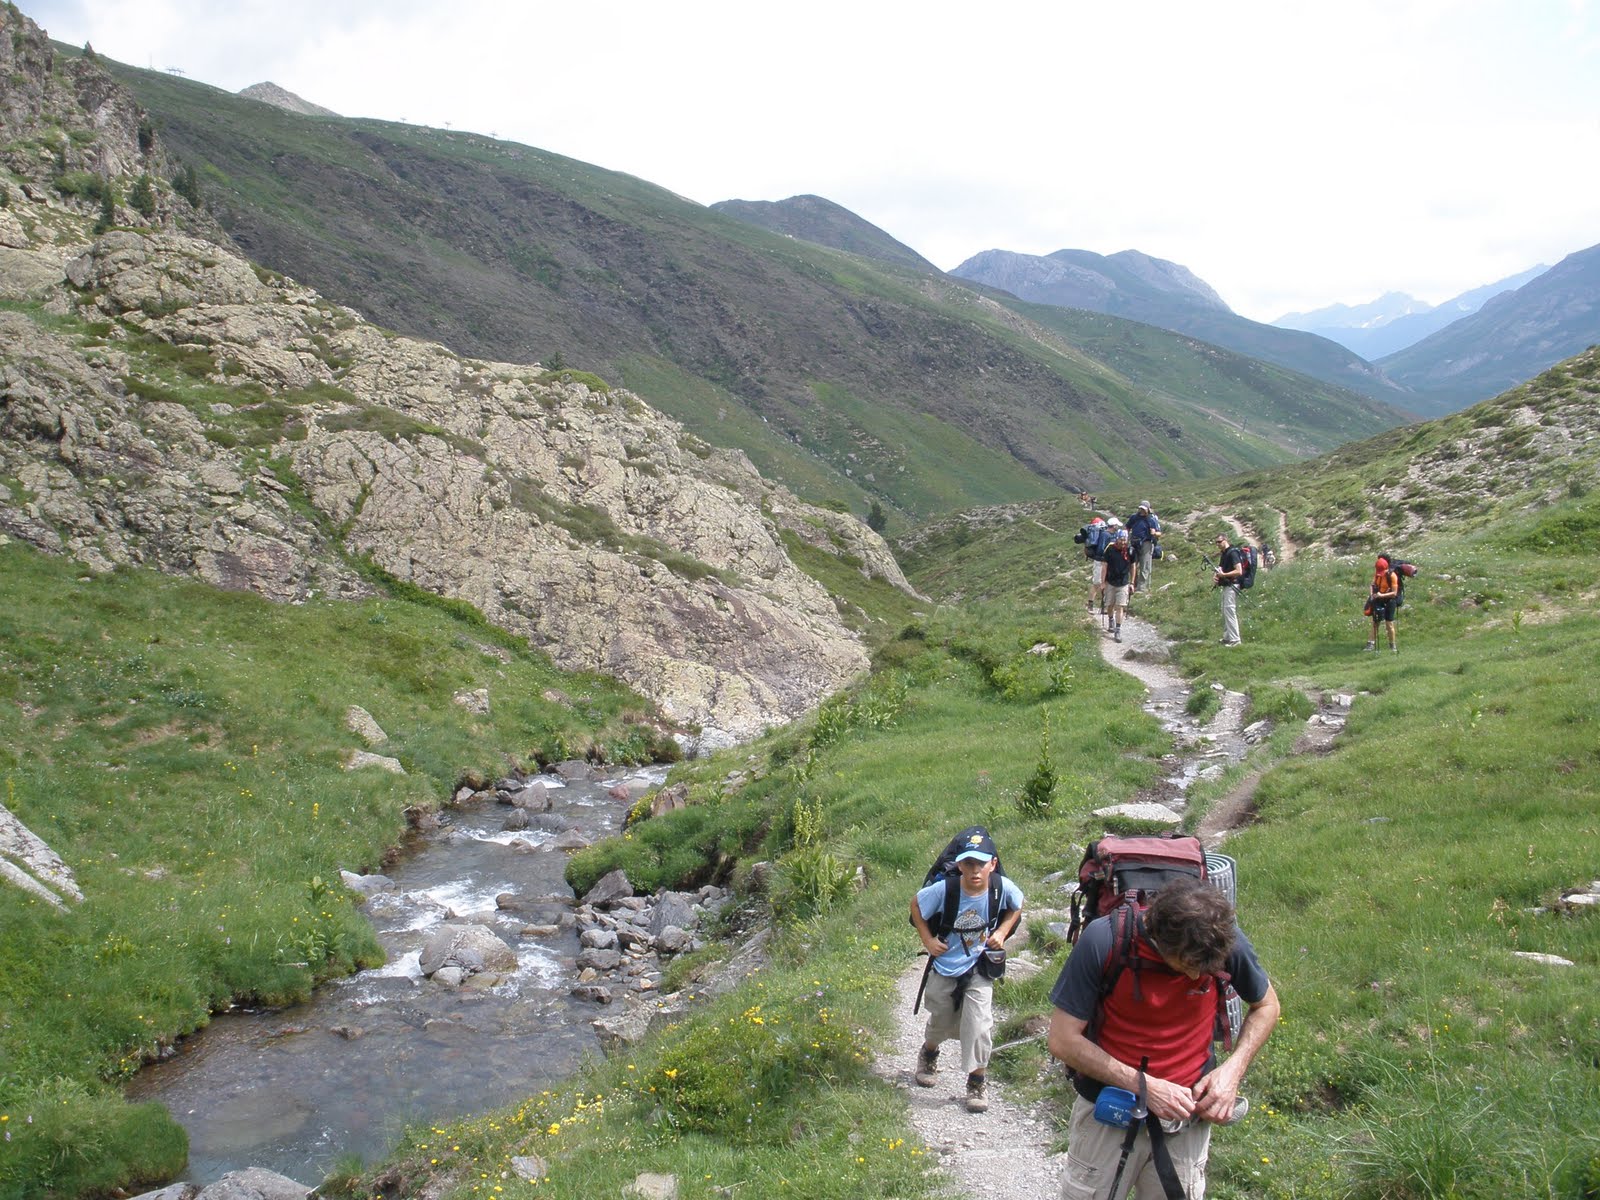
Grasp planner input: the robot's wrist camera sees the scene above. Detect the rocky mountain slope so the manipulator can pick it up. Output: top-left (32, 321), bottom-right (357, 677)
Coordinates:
top-left (951, 246), bottom-right (1414, 407)
top-left (0, 8), bottom-right (910, 744)
top-left (1377, 241), bottom-right (1600, 415)
top-left (710, 194), bottom-right (940, 273)
top-left (238, 81), bottom-right (340, 118)
top-left (100, 51), bottom-right (1407, 517)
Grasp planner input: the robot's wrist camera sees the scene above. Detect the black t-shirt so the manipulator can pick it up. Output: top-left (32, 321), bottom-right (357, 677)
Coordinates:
top-left (1104, 543), bottom-right (1135, 586)
top-left (1219, 545), bottom-right (1245, 582)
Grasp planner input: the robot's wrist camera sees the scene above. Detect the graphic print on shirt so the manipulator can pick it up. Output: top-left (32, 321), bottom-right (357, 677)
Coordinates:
top-left (952, 903), bottom-right (988, 954)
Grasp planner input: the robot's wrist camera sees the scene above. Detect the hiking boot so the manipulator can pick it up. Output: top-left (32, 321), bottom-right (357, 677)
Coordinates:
top-left (1364, 640), bottom-right (1376, 651)
top-left (1391, 646), bottom-right (1399, 654)
top-left (965, 1072), bottom-right (988, 1112)
top-left (914, 1046), bottom-right (939, 1088)
top-left (1114, 628), bottom-right (1122, 643)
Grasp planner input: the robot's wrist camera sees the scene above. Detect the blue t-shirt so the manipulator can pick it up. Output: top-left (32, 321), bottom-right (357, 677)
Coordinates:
top-left (916, 875), bottom-right (1025, 977)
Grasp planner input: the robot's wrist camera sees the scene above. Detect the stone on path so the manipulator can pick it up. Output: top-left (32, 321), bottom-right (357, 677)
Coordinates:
top-left (1091, 802), bottom-right (1183, 826)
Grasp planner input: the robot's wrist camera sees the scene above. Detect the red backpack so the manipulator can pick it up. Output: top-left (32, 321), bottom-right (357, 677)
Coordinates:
top-left (1067, 834), bottom-right (1243, 1047)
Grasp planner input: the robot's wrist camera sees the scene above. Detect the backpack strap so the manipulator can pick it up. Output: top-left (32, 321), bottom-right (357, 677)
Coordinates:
top-left (935, 871), bottom-right (961, 937)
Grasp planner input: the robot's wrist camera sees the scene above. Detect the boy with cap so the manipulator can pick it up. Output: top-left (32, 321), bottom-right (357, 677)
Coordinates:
top-left (910, 830), bottom-right (1024, 1111)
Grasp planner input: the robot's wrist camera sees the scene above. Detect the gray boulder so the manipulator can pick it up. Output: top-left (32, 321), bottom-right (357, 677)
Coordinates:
top-left (593, 1001), bottom-right (654, 1051)
top-left (576, 947), bottom-right (623, 972)
top-left (649, 891), bottom-right (698, 937)
top-left (582, 869), bottom-right (634, 908)
top-left (418, 924), bottom-right (518, 978)
top-left (194, 1168), bottom-right (313, 1199)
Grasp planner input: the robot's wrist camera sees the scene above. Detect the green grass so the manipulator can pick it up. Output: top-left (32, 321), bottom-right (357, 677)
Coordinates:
top-left (344, 454), bottom-right (1600, 1197)
top-left (0, 541), bottom-right (662, 1199)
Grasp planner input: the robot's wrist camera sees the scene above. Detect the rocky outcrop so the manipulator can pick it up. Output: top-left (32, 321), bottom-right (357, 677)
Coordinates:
top-left (0, 201), bottom-right (905, 744)
top-left (237, 82), bottom-right (340, 119)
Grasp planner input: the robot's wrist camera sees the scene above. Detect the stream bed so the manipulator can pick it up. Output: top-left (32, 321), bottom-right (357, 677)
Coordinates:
top-left (125, 764), bottom-right (669, 1186)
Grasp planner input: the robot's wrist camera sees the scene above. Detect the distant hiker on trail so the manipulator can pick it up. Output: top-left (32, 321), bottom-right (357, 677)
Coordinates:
top-left (1127, 502), bottom-right (1162, 594)
top-left (1048, 877), bottom-right (1280, 1200)
top-left (1213, 533), bottom-right (1246, 647)
top-left (1364, 556), bottom-right (1400, 653)
top-left (1102, 526), bottom-right (1135, 644)
top-left (911, 829), bottom-right (1024, 1113)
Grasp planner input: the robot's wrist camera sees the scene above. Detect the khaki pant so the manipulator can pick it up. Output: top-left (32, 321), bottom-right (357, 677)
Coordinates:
top-left (920, 970), bottom-right (994, 1076)
top-left (1059, 1095), bottom-right (1213, 1200)
top-left (1220, 585), bottom-right (1240, 644)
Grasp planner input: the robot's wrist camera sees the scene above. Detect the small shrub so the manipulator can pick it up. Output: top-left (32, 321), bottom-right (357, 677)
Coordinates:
top-left (1017, 710), bottom-right (1057, 817)
top-left (771, 846), bottom-right (857, 923)
top-left (129, 173), bottom-right (155, 219)
top-left (1186, 686), bottom-right (1221, 722)
top-left (647, 992), bottom-right (870, 1139)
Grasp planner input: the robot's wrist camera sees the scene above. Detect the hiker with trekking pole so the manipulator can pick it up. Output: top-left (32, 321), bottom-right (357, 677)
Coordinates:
top-left (1205, 533), bottom-right (1254, 647)
top-left (1364, 555), bottom-right (1401, 654)
top-left (1047, 861), bottom-right (1279, 1200)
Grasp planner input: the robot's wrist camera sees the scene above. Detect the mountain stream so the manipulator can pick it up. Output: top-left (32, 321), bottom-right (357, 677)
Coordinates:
top-left (124, 765), bottom-right (669, 1186)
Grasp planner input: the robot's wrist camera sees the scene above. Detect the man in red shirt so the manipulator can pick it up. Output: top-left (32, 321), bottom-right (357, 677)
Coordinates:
top-left (1048, 878), bottom-right (1279, 1199)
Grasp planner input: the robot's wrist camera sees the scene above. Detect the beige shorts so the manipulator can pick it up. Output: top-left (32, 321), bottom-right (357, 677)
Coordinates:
top-left (1107, 584), bottom-right (1130, 607)
top-left (1091, 561), bottom-right (1106, 585)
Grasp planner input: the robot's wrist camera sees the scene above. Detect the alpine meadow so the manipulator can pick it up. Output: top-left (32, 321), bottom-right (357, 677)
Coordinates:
top-left (1, 6), bottom-right (1597, 1199)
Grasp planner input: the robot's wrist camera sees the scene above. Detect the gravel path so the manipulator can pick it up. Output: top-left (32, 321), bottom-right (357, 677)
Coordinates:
top-left (876, 961), bottom-right (1066, 1199)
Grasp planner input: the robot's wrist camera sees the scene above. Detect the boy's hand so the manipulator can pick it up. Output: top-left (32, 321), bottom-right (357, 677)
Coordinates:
top-left (922, 935), bottom-right (948, 956)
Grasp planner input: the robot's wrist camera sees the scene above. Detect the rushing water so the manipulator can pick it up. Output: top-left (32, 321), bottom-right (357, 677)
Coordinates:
top-left (125, 765), bottom-right (669, 1186)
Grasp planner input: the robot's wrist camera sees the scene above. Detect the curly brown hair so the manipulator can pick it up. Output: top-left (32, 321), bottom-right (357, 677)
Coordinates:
top-left (1144, 877), bottom-right (1236, 975)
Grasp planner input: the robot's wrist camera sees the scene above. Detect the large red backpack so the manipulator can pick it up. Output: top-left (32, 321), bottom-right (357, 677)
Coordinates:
top-left (1067, 834), bottom-right (1243, 1047)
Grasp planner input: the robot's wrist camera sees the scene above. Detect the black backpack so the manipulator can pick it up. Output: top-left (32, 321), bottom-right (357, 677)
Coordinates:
top-left (1237, 544), bottom-right (1257, 589)
top-left (1378, 556), bottom-right (1418, 608)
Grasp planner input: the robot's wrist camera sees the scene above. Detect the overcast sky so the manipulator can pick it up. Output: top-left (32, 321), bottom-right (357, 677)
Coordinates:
top-left (24, 0), bottom-right (1600, 322)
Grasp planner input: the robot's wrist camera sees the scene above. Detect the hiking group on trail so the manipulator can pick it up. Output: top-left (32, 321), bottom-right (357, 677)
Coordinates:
top-left (910, 829), bottom-right (1279, 1199)
top-left (1076, 502), bottom-right (1410, 654)
top-left (1076, 502), bottom-right (1163, 644)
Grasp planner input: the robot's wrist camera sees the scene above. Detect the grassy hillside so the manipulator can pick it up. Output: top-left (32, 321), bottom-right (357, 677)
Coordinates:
top-left (710, 194), bottom-right (940, 273)
top-left (0, 543), bottom-right (666, 1199)
top-left (104, 56), bottom-right (1406, 527)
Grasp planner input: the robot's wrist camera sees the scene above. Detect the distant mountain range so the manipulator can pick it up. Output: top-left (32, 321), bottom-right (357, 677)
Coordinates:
top-left (950, 247), bottom-right (1409, 408)
top-left (1376, 242), bottom-right (1600, 415)
top-left (1272, 266), bottom-right (1549, 360)
top-left (951, 243), bottom-right (1600, 418)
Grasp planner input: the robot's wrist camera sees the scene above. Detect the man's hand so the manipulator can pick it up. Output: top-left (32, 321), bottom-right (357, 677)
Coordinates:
top-left (1191, 1062), bottom-right (1243, 1122)
top-left (1143, 1075), bottom-right (1198, 1121)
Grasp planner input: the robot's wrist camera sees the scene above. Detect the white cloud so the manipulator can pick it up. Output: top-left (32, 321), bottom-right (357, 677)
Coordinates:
top-left (22, 0), bottom-right (1600, 321)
